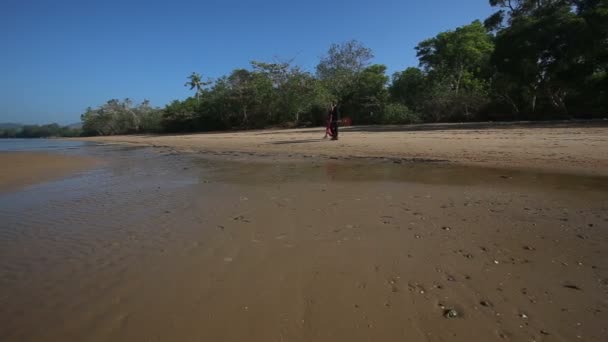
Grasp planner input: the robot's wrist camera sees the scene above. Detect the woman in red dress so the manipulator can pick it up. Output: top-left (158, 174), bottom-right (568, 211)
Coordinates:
top-left (323, 104), bottom-right (335, 139)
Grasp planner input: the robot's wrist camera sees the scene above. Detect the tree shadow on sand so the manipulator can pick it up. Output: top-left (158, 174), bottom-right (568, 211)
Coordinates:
top-left (340, 120), bottom-right (608, 133)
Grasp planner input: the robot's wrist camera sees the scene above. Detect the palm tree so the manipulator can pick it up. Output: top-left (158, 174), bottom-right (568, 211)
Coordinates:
top-left (185, 72), bottom-right (205, 103)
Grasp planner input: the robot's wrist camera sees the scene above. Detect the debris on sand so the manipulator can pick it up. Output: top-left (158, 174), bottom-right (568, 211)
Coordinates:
top-left (233, 215), bottom-right (251, 223)
top-left (479, 300), bottom-right (493, 308)
top-left (563, 284), bottom-right (582, 291)
top-left (444, 309), bottom-right (460, 319)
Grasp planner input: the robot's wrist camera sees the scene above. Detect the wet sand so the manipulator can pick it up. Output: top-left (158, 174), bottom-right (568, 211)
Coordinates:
top-left (1, 142), bottom-right (607, 341)
top-left (75, 121), bottom-right (608, 176)
top-left (0, 152), bottom-right (98, 192)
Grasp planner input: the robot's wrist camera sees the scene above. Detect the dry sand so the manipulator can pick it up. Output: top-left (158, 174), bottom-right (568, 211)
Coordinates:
top-left (0, 152), bottom-right (98, 192)
top-left (75, 121), bottom-right (608, 176)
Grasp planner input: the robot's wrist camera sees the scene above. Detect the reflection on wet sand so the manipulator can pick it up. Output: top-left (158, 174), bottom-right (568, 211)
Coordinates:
top-left (1, 146), bottom-right (607, 342)
top-left (199, 156), bottom-right (608, 196)
top-left (0, 152), bottom-right (99, 192)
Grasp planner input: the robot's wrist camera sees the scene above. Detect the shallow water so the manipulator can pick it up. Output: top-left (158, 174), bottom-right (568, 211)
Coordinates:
top-left (0, 138), bottom-right (91, 152)
top-left (1, 144), bottom-right (607, 342)
top-left (197, 156), bottom-right (608, 196)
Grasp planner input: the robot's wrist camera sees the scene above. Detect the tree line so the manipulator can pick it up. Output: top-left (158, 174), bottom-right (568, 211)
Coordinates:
top-left (0, 123), bottom-right (81, 138)
top-left (72, 0), bottom-right (605, 136)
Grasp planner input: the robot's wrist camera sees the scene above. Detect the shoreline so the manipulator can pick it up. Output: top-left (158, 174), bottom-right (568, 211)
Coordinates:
top-left (72, 122), bottom-right (608, 176)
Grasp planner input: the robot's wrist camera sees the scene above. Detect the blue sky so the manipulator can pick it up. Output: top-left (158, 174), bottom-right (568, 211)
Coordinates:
top-left (0, 0), bottom-right (494, 124)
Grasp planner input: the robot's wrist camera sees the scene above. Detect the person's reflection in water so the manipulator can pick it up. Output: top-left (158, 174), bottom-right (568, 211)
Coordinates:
top-left (324, 162), bottom-right (339, 181)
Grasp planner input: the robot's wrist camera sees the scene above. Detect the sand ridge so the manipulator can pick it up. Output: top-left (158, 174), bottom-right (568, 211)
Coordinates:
top-left (74, 122), bottom-right (608, 176)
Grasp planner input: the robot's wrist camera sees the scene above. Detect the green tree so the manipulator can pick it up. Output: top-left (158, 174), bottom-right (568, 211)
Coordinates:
top-left (162, 98), bottom-right (199, 132)
top-left (389, 67), bottom-right (427, 111)
top-left (277, 70), bottom-right (319, 125)
top-left (9, 123), bottom-right (80, 138)
top-left (0, 128), bottom-right (19, 138)
top-left (316, 40), bottom-right (374, 103)
top-left (382, 103), bottom-right (420, 124)
top-left (185, 72), bottom-right (211, 104)
top-left (344, 64), bottom-right (389, 124)
top-left (416, 20), bottom-right (494, 95)
top-left (227, 69), bottom-right (258, 126)
top-left (487, 0), bottom-right (608, 117)
top-left (81, 99), bottom-right (162, 135)
top-left (415, 20), bottom-right (494, 120)
top-left (252, 60), bottom-right (328, 125)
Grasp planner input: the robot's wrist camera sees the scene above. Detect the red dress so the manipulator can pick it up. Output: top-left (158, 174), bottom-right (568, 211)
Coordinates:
top-left (325, 113), bottom-right (333, 137)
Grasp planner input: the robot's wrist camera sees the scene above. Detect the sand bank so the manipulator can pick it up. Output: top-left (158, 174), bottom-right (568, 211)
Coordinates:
top-left (74, 121), bottom-right (608, 176)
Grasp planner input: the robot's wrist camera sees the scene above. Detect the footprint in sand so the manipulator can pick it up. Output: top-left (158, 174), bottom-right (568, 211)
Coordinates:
top-left (387, 277), bottom-right (400, 293)
top-left (233, 215), bottom-right (251, 223)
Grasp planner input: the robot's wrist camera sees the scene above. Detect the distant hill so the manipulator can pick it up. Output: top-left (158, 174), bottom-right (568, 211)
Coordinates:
top-left (0, 123), bottom-right (23, 130)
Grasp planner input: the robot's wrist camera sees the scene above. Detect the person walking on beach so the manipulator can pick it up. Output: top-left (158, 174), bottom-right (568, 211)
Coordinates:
top-left (329, 103), bottom-right (339, 141)
top-left (323, 104), bottom-right (334, 139)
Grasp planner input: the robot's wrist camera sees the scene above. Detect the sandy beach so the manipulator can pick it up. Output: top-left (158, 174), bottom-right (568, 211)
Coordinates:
top-left (4, 0), bottom-right (608, 338)
top-left (1, 124), bottom-right (607, 341)
top-left (0, 151), bottom-right (98, 192)
top-left (75, 121), bottom-right (608, 176)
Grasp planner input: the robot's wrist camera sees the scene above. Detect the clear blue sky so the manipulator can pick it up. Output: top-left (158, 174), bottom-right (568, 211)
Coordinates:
top-left (0, 0), bottom-right (494, 124)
